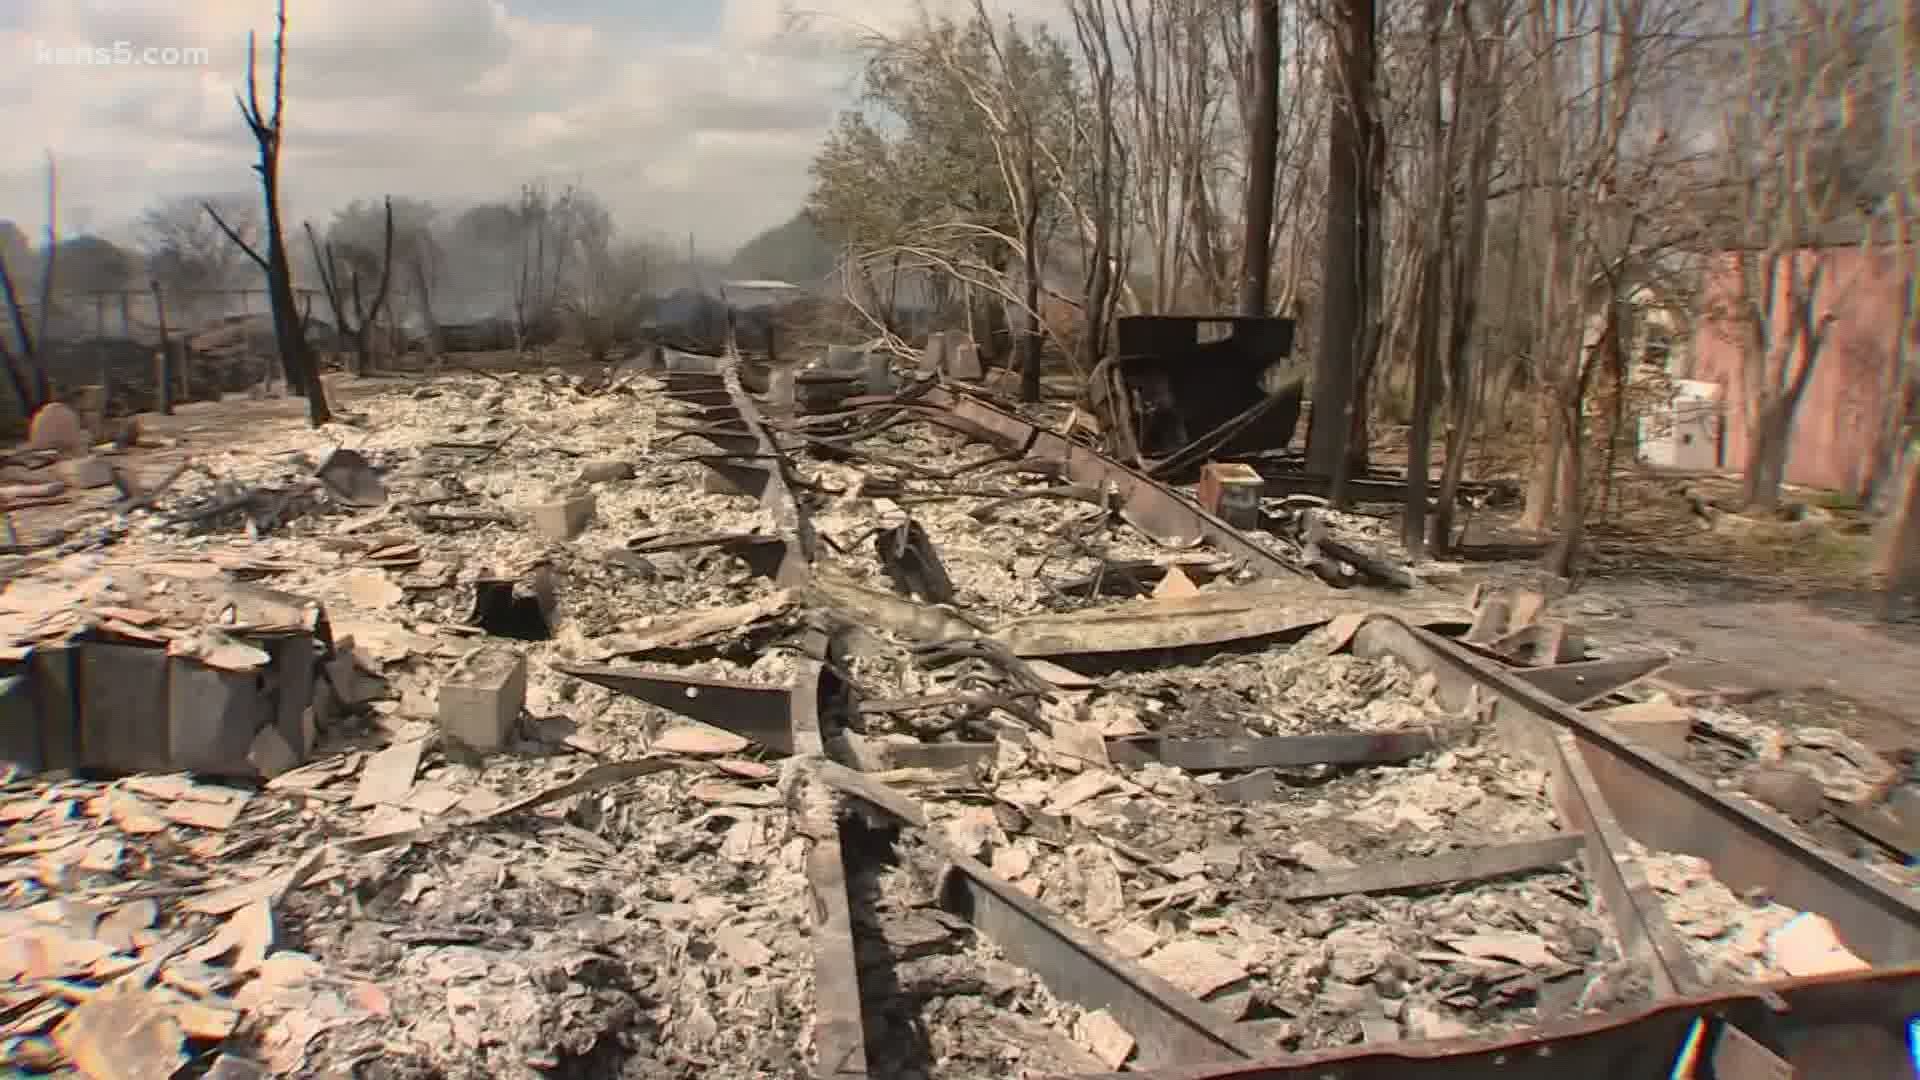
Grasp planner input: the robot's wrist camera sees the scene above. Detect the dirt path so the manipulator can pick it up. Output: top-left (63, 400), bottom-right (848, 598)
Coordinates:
top-left (1566, 583), bottom-right (1920, 754)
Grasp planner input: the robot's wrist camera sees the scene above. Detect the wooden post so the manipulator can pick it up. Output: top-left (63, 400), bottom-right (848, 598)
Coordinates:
top-left (151, 279), bottom-right (174, 415)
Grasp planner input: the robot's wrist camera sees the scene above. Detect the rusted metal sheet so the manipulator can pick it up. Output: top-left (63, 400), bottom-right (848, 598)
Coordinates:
top-left (1710, 1022), bottom-right (1794, 1080)
top-left (1547, 728), bottom-right (1701, 996)
top-left (1107, 731), bottom-right (1435, 771)
top-left (1350, 615), bottom-right (1920, 968)
top-left (1052, 968), bottom-right (1920, 1079)
top-left (996, 591), bottom-right (1470, 659)
top-left (554, 663), bottom-right (795, 755)
top-left (1275, 833), bottom-right (1586, 902)
top-left (1507, 654), bottom-right (1670, 707)
top-left (917, 386), bottom-right (1313, 581)
top-left (792, 660), bottom-right (870, 1080)
top-left (629, 531), bottom-right (788, 579)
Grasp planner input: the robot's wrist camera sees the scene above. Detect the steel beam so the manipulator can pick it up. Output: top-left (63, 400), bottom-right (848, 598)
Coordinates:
top-left (1052, 968), bottom-right (1920, 1080)
top-left (792, 660), bottom-right (870, 1079)
top-left (1350, 614), bottom-right (1920, 968)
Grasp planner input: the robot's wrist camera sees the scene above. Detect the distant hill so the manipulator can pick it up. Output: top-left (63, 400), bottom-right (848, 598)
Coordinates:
top-left (728, 211), bottom-right (837, 288)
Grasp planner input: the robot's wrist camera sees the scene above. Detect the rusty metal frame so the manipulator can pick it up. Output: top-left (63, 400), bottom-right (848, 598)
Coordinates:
top-left (634, 366), bottom-right (1920, 1080)
top-left (901, 387), bottom-right (1313, 580)
top-left (1348, 615), bottom-right (1920, 969)
top-left (1062, 968), bottom-right (1920, 1079)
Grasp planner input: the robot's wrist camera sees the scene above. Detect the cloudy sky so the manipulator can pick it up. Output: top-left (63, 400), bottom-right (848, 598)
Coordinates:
top-left (0, 0), bottom-right (1052, 257)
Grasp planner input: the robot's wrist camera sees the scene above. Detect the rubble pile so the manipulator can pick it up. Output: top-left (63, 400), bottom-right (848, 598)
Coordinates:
top-left (0, 359), bottom-right (1902, 1076)
top-left (0, 736), bottom-right (815, 1077)
top-left (852, 845), bottom-right (1104, 1077)
top-left (913, 686), bottom-right (1623, 1049)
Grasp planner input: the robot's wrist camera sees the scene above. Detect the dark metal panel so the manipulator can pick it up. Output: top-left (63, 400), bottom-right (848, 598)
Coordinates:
top-left (31, 645), bottom-right (80, 771)
top-left (0, 671), bottom-right (37, 772)
top-left (79, 643), bottom-right (172, 773)
top-left (167, 659), bottom-right (272, 777)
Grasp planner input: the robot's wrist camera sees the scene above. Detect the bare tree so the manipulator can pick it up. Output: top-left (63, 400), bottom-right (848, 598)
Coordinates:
top-left (1238, 0), bottom-right (1281, 316)
top-left (306, 197), bottom-right (396, 377)
top-left (508, 181), bottom-right (578, 354)
top-left (140, 193), bottom-right (258, 323)
top-left (1429, 0), bottom-right (1512, 552)
top-left (1069, 0), bottom-right (1134, 371)
top-left (388, 198), bottom-right (445, 357)
top-left (1705, 0), bottom-right (1877, 512)
top-left (205, 0), bottom-right (330, 424)
top-left (1874, 0), bottom-right (1920, 609)
top-left (564, 193), bottom-right (658, 362)
top-left (0, 154), bottom-right (58, 414)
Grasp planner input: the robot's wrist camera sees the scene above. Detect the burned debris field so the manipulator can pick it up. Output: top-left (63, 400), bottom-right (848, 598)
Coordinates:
top-left (1, 350), bottom-right (1918, 1080)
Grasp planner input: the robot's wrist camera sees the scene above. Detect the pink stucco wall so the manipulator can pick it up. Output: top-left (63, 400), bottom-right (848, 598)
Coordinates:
top-left (1691, 246), bottom-right (1913, 495)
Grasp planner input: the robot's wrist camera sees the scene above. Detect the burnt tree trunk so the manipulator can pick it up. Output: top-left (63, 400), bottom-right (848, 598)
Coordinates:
top-left (1742, 404), bottom-right (1795, 510)
top-left (207, 0), bottom-right (330, 425)
top-left (1019, 146), bottom-right (1045, 404)
top-left (1238, 0), bottom-right (1280, 317)
top-left (1308, 0), bottom-right (1380, 493)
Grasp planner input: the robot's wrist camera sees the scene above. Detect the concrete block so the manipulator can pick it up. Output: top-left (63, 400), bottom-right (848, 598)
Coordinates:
top-left (865, 351), bottom-right (894, 395)
top-left (531, 492), bottom-right (596, 540)
top-left (168, 658), bottom-right (273, 777)
top-left (984, 368), bottom-right (1022, 397)
top-left (80, 644), bottom-right (172, 773)
top-left (57, 455), bottom-right (116, 490)
top-left (577, 459), bottom-right (636, 485)
top-left (919, 332), bottom-right (947, 377)
top-left (437, 648), bottom-right (527, 751)
top-left (825, 345), bottom-right (866, 374)
top-left (26, 403), bottom-right (88, 457)
top-left (1594, 700), bottom-right (1693, 758)
top-left (1198, 463), bottom-right (1265, 530)
top-left (767, 364), bottom-right (797, 413)
top-left (947, 342), bottom-right (983, 381)
top-left (665, 349), bottom-right (723, 375)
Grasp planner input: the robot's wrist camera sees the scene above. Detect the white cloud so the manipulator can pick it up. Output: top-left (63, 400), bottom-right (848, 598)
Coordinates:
top-left (0, 0), bottom-right (1070, 254)
top-left (2, 0), bottom-right (826, 251)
